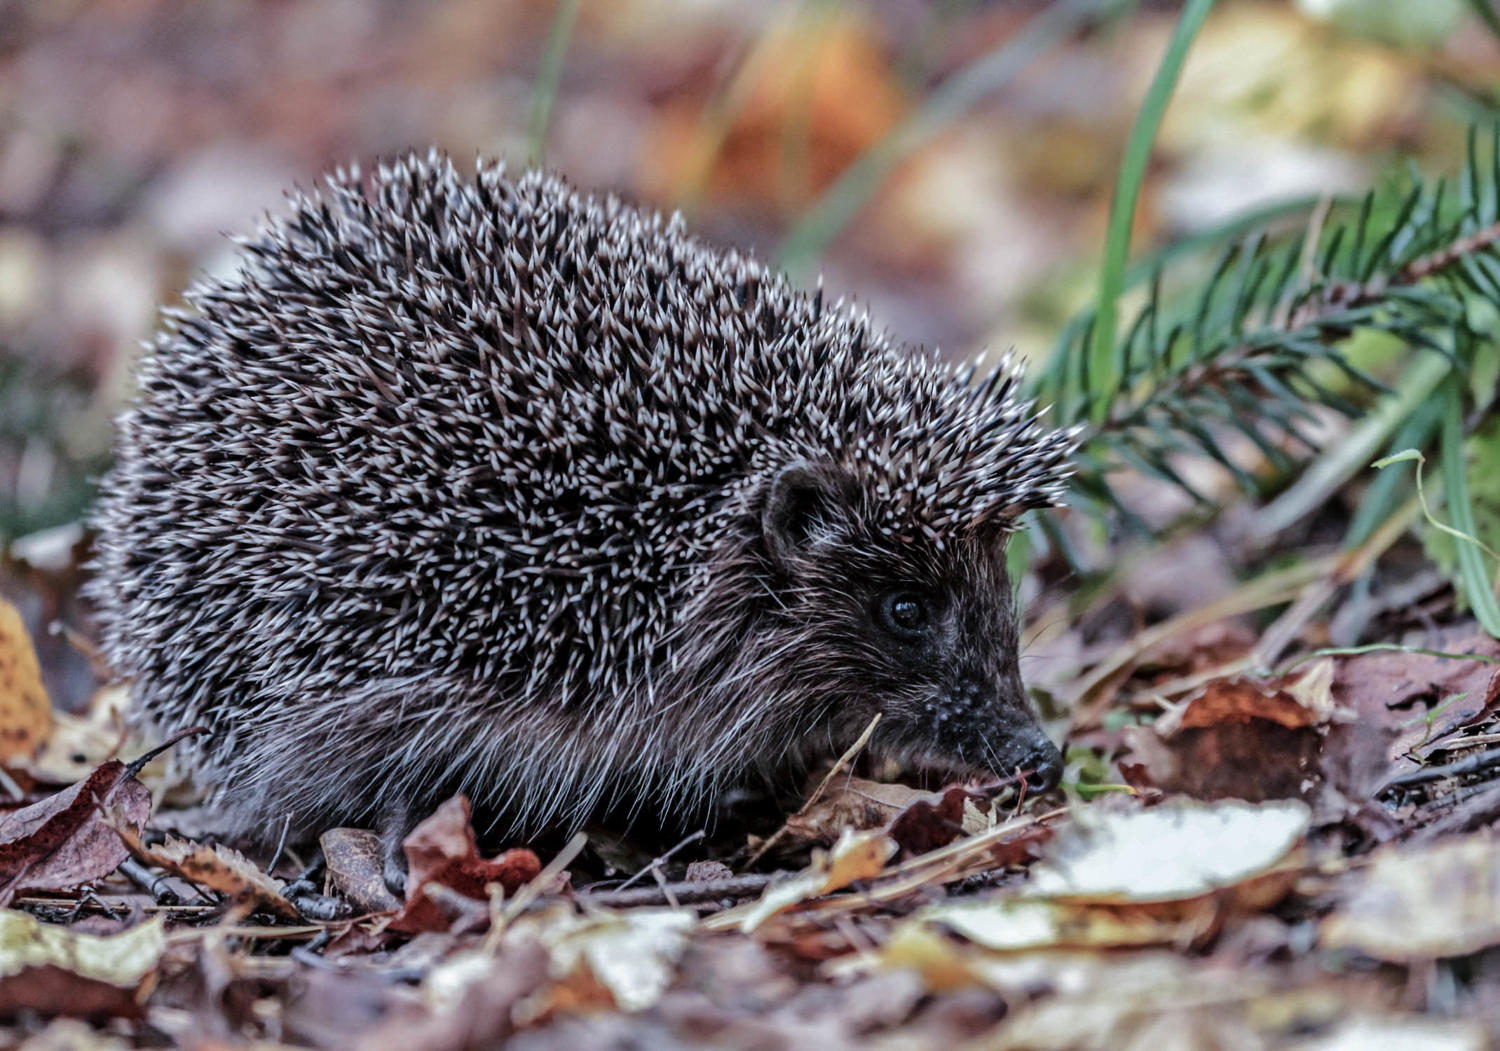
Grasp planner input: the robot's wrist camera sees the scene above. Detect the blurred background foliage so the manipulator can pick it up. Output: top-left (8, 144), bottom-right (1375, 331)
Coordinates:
top-left (5, 0), bottom-right (1500, 702)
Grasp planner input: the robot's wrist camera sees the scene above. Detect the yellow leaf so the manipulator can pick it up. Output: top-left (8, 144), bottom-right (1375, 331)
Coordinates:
top-left (736, 828), bottom-right (895, 933)
top-left (0, 910), bottom-right (163, 989)
top-left (0, 598), bottom-right (52, 765)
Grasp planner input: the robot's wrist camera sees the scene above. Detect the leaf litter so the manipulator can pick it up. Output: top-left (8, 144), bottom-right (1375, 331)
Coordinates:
top-left (12, 605), bottom-right (1500, 1049)
top-left (8, 0), bottom-right (1500, 1045)
top-left (7, 524), bottom-right (1500, 1049)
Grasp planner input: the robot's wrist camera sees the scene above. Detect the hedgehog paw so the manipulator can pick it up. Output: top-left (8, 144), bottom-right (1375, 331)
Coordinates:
top-left (383, 851), bottom-right (409, 898)
top-left (379, 801), bottom-right (412, 899)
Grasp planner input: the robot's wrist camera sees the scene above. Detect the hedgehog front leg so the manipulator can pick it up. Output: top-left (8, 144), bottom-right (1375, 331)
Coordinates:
top-left (379, 798), bottom-right (413, 897)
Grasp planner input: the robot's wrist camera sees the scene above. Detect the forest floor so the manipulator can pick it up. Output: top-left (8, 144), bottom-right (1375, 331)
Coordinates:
top-left (7, 1), bottom-right (1500, 1048)
top-left (4, 569), bottom-right (1500, 1049)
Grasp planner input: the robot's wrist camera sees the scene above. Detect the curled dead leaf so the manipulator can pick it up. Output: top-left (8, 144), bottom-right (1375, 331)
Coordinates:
top-left (113, 826), bottom-right (298, 921)
top-left (322, 827), bottom-right (402, 915)
top-left (1122, 661), bottom-right (1340, 801)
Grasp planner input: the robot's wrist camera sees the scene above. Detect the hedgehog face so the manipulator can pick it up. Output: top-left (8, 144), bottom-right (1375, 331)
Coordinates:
top-left (758, 460), bottom-right (1063, 791)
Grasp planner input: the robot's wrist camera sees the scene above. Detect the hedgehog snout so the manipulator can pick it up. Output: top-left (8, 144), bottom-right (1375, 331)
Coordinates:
top-left (903, 670), bottom-right (1060, 789)
top-left (998, 723), bottom-right (1064, 792)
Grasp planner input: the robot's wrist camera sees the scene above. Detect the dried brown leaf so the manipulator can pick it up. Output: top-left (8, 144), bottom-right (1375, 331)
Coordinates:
top-left (322, 827), bottom-right (402, 914)
top-left (389, 795), bottom-right (541, 935)
top-left (1121, 661), bottom-right (1339, 801)
top-left (0, 759), bottom-right (150, 896)
top-left (114, 827), bottom-right (298, 921)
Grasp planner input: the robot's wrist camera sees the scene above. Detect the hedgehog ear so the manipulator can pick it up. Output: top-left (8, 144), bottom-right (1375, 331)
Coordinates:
top-left (761, 460), bottom-right (856, 569)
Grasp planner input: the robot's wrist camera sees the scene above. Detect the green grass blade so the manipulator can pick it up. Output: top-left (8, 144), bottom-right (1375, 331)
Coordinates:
top-left (1087, 0), bottom-right (1216, 424)
top-left (1343, 394), bottom-right (1444, 549)
top-left (1441, 373), bottom-right (1500, 636)
top-left (1465, 0), bottom-right (1500, 45)
top-left (527, 0), bottom-right (585, 167)
top-left (775, 0), bottom-right (1122, 276)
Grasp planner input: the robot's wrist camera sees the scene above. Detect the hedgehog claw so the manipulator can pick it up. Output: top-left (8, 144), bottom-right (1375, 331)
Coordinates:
top-left (380, 803), bottom-right (411, 899)
top-left (383, 851), bottom-right (408, 899)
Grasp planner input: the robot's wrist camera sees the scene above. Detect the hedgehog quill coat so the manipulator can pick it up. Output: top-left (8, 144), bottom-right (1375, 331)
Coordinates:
top-left (89, 153), bottom-right (1076, 848)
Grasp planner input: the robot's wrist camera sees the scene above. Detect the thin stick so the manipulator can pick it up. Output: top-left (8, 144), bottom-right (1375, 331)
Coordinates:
top-left (1382, 746), bottom-right (1500, 790)
top-left (704, 807), bottom-right (1065, 933)
top-left (486, 830), bottom-right (587, 949)
top-left (741, 713), bottom-right (881, 871)
top-left (1251, 494), bottom-right (1421, 669)
top-left (0, 766), bottom-right (22, 801)
top-left (579, 874), bottom-right (774, 909)
top-left (650, 865), bottom-right (681, 911)
top-left (615, 829), bottom-right (706, 892)
top-left (266, 813), bottom-right (294, 876)
top-left (1069, 556), bottom-right (1337, 729)
top-left (50, 620), bottom-right (111, 678)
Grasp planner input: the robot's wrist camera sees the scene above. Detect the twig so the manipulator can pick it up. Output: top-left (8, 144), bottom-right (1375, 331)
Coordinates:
top-left (1398, 219), bottom-right (1500, 285)
top-left (1415, 782), bottom-right (1500, 841)
top-left (651, 865), bottom-right (682, 910)
top-left (702, 808), bottom-right (1064, 932)
top-left (579, 874), bottom-right (775, 909)
top-left (0, 765), bottom-right (23, 801)
top-left (14, 896), bottom-right (220, 916)
top-left (266, 813), bottom-right (294, 876)
top-left (1069, 556), bottom-right (1338, 728)
top-left (1382, 747), bottom-right (1500, 790)
top-left (165, 923), bottom-right (331, 946)
top-left (124, 725), bottom-right (209, 779)
top-left (615, 830), bottom-right (705, 892)
top-left (49, 620), bottom-right (111, 679)
top-left (1285, 219), bottom-right (1500, 331)
top-left (1104, 214), bottom-right (1500, 443)
top-left (119, 857), bottom-right (181, 906)
top-left (485, 830), bottom-right (587, 947)
top-left (1250, 493), bottom-right (1421, 669)
top-left (742, 713), bottom-right (881, 871)
top-left (419, 882), bottom-right (490, 935)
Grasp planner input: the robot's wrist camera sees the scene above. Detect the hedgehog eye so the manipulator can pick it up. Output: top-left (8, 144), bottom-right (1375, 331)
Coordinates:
top-left (877, 591), bottom-right (932, 640)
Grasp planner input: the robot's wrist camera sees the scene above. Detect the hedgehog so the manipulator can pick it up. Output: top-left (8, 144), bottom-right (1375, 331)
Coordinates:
top-left (86, 151), bottom-right (1076, 878)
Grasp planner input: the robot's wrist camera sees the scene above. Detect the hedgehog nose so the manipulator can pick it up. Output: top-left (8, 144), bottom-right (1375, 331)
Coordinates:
top-left (1022, 737), bottom-right (1064, 792)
